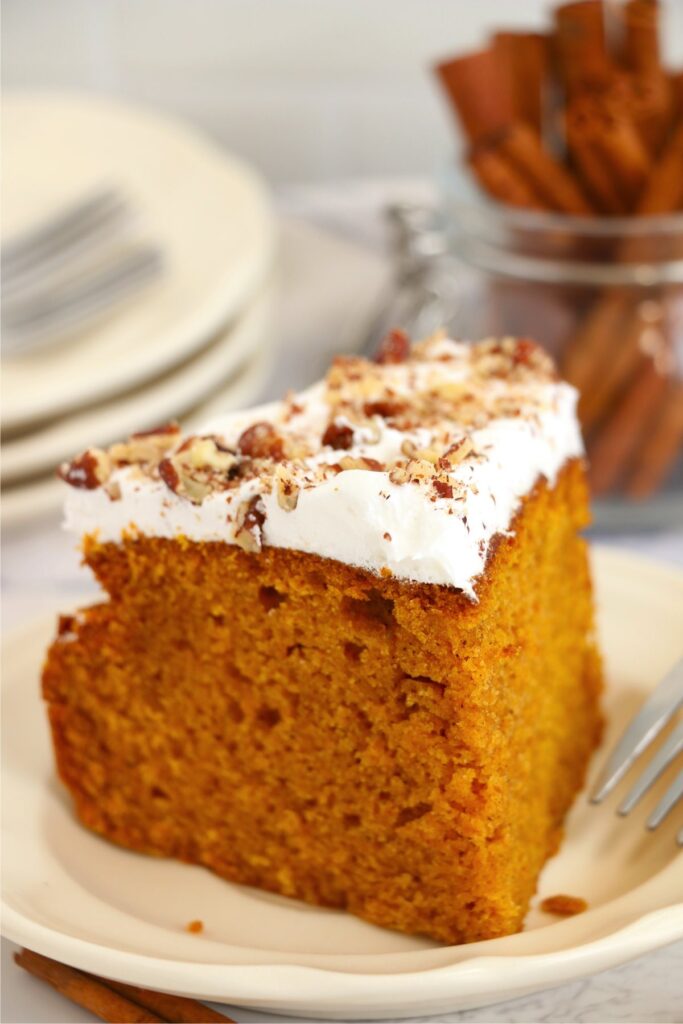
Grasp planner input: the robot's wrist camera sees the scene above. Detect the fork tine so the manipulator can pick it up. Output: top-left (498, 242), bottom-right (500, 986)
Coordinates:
top-left (618, 721), bottom-right (683, 815)
top-left (647, 770), bottom-right (683, 831)
top-left (2, 189), bottom-right (126, 280)
top-left (591, 657), bottom-right (683, 804)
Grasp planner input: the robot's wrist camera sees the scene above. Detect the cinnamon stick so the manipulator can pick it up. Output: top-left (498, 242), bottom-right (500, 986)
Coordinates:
top-left (624, 381), bottom-right (683, 497)
top-left (617, 1), bottom-right (673, 154)
top-left (554, 0), bottom-right (612, 95)
top-left (468, 144), bottom-right (549, 210)
top-left (494, 122), bottom-right (595, 214)
top-left (565, 88), bottom-right (652, 212)
top-left (637, 121), bottom-right (683, 213)
top-left (621, 0), bottom-right (663, 77)
top-left (435, 49), bottom-right (515, 144)
top-left (561, 292), bottom-right (631, 392)
top-left (578, 302), bottom-right (661, 432)
top-left (14, 950), bottom-right (163, 1023)
top-left (492, 32), bottom-right (549, 134)
top-left (587, 353), bottom-right (669, 494)
top-left (14, 948), bottom-right (236, 1024)
top-left (105, 979), bottom-right (235, 1023)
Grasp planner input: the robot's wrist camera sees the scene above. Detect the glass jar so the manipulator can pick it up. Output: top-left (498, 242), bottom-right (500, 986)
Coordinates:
top-left (439, 172), bottom-right (683, 530)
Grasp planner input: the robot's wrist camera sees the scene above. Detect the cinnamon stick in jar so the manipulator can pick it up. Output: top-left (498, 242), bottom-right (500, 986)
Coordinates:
top-left (625, 381), bottom-right (683, 497)
top-left (554, 0), bottom-right (613, 95)
top-left (494, 122), bottom-right (595, 214)
top-left (435, 49), bottom-right (515, 144)
top-left (587, 353), bottom-right (670, 494)
top-left (565, 88), bottom-right (652, 213)
top-left (616, 0), bottom-right (674, 155)
top-left (468, 144), bottom-right (549, 210)
top-left (491, 32), bottom-right (550, 134)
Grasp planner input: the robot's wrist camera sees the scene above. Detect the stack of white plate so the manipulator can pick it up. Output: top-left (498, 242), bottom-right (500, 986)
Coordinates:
top-left (2, 94), bottom-right (276, 525)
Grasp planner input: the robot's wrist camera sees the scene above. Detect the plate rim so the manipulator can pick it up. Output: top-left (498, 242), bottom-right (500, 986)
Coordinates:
top-left (1, 90), bottom-right (275, 430)
top-left (2, 546), bottom-right (683, 1017)
top-left (1, 283), bottom-right (274, 485)
top-left (0, 334), bottom-right (276, 529)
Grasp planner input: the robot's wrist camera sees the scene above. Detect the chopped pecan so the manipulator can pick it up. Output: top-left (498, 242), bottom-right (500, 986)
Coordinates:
top-left (375, 328), bottom-right (411, 365)
top-left (158, 436), bottom-right (237, 504)
top-left (438, 436), bottom-right (474, 469)
top-left (363, 399), bottom-right (407, 419)
top-left (237, 421), bottom-right (284, 460)
top-left (275, 465), bottom-right (300, 511)
top-left (110, 424), bottom-right (180, 466)
top-left (131, 421), bottom-right (180, 439)
top-left (322, 421), bottom-right (354, 450)
top-left (59, 449), bottom-right (110, 489)
top-left (234, 495), bottom-right (266, 552)
top-left (433, 479), bottom-right (453, 499)
top-left (338, 455), bottom-right (384, 472)
top-left (158, 457), bottom-right (181, 493)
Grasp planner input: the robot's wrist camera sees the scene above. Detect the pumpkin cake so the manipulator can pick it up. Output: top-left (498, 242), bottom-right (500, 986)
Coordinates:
top-left (43, 332), bottom-right (602, 945)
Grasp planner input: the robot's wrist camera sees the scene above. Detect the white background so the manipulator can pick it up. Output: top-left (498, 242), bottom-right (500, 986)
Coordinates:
top-left (4, 0), bottom-right (683, 184)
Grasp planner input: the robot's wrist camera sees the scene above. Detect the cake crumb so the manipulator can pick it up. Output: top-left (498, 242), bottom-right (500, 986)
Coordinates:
top-left (186, 919), bottom-right (204, 934)
top-left (540, 894), bottom-right (588, 916)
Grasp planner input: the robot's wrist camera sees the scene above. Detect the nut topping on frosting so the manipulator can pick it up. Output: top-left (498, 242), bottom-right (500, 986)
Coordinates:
top-left (59, 334), bottom-right (582, 595)
top-left (375, 328), bottom-right (410, 365)
top-left (234, 495), bottom-right (266, 552)
top-left (59, 336), bottom-right (560, 509)
top-left (237, 422), bottom-right (284, 460)
top-left (59, 449), bottom-right (111, 489)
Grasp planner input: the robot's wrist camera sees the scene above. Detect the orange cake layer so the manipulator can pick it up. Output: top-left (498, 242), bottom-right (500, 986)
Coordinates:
top-left (43, 458), bottom-right (602, 945)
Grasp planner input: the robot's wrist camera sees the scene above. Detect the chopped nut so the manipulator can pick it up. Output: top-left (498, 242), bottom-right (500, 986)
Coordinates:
top-left (157, 436), bottom-right (238, 504)
top-left (322, 421), bottom-right (354, 450)
top-left (131, 421), bottom-right (180, 439)
top-left (363, 399), bottom-right (407, 419)
top-left (158, 457), bottom-right (180, 493)
top-left (237, 422), bottom-right (284, 460)
top-left (182, 436), bottom-right (237, 473)
top-left (338, 455), bottom-right (384, 472)
top-left (433, 479), bottom-right (453, 499)
top-left (104, 480), bottom-right (122, 501)
top-left (438, 436), bottom-right (474, 469)
top-left (375, 328), bottom-right (411, 365)
top-left (234, 495), bottom-right (267, 552)
top-left (414, 447), bottom-right (440, 465)
top-left (110, 424), bottom-right (180, 466)
top-left (406, 457), bottom-right (436, 481)
top-left (275, 465), bottom-right (300, 511)
top-left (59, 449), bottom-right (111, 489)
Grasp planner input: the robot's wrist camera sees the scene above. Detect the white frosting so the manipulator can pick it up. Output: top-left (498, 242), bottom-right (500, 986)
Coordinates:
top-left (62, 339), bottom-right (584, 598)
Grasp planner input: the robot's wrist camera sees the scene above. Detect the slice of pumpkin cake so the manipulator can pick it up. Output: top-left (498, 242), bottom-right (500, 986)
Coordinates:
top-left (43, 332), bottom-right (602, 945)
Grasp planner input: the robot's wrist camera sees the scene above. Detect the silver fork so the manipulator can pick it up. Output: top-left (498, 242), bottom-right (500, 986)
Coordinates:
top-left (591, 657), bottom-right (683, 844)
top-left (2, 188), bottom-right (163, 354)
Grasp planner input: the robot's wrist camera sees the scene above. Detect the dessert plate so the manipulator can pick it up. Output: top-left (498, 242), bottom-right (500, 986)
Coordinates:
top-left (2, 93), bottom-right (274, 430)
top-left (0, 336), bottom-right (276, 530)
top-left (1, 285), bottom-right (273, 485)
top-left (2, 547), bottom-right (682, 1019)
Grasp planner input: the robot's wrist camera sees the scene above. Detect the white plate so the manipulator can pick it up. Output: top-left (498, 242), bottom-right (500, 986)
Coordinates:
top-left (1, 284), bottom-right (274, 485)
top-left (2, 548), bottom-right (682, 1020)
top-left (0, 338), bottom-right (275, 531)
top-left (2, 92), bottom-right (274, 430)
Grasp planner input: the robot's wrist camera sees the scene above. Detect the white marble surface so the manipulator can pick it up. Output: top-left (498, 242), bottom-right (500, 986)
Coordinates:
top-left (2, 180), bottom-right (683, 1023)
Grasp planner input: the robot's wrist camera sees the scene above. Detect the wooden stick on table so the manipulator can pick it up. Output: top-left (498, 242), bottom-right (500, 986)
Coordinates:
top-left (14, 948), bottom-right (236, 1024)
